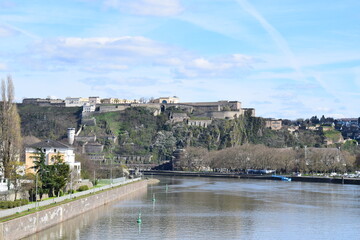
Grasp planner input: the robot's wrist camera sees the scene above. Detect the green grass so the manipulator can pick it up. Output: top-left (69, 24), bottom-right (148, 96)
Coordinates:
top-left (324, 129), bottom-right (342, 141)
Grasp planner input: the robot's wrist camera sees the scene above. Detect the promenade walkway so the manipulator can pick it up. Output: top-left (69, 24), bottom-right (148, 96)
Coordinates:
top-left (0, 177), bottom-right (141, 219)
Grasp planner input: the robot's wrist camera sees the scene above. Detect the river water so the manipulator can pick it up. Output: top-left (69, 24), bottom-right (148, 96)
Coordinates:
top-left (24, 176), bottom-right (360, 240)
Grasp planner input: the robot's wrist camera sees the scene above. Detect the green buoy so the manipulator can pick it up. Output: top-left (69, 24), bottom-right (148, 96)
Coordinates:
top-left (152, 193), bottom-right (156, 202)
top-left (137, 212), bottom-right (142, 224)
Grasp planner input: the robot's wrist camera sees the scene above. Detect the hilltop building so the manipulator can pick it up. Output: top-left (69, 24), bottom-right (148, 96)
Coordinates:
top-left (101, 98), bottom-right (139, 104)
top-left (163, 100), bottom-right (255, 120)
top-left (82, 103), bottom-right (96, 112)
top-left (89, 96), bottom-right (101, 105)
top-left (151, 96), bottom-right (180, 104)
top-left (22, 98), bottom-right (65, 107)
top-left (22, 95), bottom-right (256, 122)
top-left (65, 97), bottom-right (90, 107)
top-left (265, 119), bottom-right (282, 130)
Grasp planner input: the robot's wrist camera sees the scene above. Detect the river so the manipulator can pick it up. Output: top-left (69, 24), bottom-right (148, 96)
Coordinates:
top-left (24, 176), bottom-right (360, 240)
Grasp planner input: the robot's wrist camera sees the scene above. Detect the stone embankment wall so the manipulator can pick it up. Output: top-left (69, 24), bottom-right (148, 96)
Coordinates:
top-left (0, 180), bottom-right (147, 240)
top-left (144, 170), bottom-right (360, 185)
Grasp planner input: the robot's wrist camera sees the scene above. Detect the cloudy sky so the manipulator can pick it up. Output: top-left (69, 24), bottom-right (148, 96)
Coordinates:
top-left (1, 0), bottom-right (359, 119)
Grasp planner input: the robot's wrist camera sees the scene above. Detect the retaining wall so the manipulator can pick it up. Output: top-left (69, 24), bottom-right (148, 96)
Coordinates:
top-left (0, 180), bottom-right (147, 240)
top-left (144, 170), bottom-right (360, 185)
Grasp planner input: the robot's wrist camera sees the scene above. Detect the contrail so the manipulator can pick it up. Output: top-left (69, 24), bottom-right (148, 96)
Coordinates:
top-left (1, 22), bottom-right (41, 40)
top-left (236, 0), bottom-right (304, 81)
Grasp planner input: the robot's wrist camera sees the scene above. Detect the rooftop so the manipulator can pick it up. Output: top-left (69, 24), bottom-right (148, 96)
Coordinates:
top-left (28, 139), bottom-right (72, 149)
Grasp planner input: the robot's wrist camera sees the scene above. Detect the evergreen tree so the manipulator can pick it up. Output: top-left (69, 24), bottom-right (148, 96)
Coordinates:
top-left (32, 149), bottom-right (70, 197)
top-left (310, 116), bottom-right (320, 124)
top-left (320, 115), bottom-right (326, 123)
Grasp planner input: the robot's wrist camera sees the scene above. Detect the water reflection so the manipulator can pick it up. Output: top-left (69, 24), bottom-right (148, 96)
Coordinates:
top-left (25, 177), bottom-right (360, 240)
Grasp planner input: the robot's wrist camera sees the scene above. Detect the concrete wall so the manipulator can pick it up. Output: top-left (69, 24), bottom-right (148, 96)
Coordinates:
top-left (75, 136), bottom-right (96, 142)
top-left (99, 105), bottom-right (129, 113)
top-left (0, 180), bottom-right (147, 240)
top-left (205, 111), bottom-right (242, 119)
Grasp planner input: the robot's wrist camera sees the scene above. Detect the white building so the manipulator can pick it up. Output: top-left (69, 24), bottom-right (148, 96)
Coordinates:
top-left (25, 140), bottom-right (81, 176)
top-left (83, 103), bottom-right (96, 112)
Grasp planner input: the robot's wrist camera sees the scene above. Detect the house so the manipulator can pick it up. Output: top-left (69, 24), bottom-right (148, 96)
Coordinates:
top-left (265, 119), bottom-right (282, 130)
top-left (169, 112), bottom-right (189, 123)
top-left (83, 142), bottom-right (104, 154)
top-left (89, 96), bottom-right (101, 105)
top-left (25, 140), bottom-right (81, 176)
top-left (82, 103), bottom-right (96, 112)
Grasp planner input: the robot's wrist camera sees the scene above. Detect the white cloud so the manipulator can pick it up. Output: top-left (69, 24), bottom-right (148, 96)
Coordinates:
top-left (103, 0), bottom-right (183, 16)
top-left (27, 36), bottom-right (257, 78)
top-left (29, 37), bottom-right (172, 71)
top-left (172, 54), bottom-right (257, 78)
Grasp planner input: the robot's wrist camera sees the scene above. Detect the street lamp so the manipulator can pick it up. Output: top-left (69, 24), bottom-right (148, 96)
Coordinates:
top-left (35, 173), bottom-right (38, 210)
top-left (110, 158), bottom-right (113, 186)
top-left (70, 171), bottom-right (73, 199)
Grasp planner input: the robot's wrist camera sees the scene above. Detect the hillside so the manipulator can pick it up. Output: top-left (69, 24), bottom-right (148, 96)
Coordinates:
top-left (17, 104), bottom-right (82, 140)
top-left (17, 105), bottom-right (330, 163)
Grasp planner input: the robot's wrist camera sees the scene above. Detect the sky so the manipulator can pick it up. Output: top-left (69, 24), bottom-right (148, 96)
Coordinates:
top-left (0, 0), bottom-right (359, 119)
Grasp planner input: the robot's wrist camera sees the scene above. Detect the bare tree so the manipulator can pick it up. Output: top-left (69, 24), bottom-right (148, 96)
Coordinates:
top-left (180, 147), bottom-right (209, 171)
top-left (0, 76), bottom-right (22, 179)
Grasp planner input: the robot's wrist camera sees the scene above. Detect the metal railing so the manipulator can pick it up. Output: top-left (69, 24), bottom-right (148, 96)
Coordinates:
top-left (0, 177), bottom-right (141, 219)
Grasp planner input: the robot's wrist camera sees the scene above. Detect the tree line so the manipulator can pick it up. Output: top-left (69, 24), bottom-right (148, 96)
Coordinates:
top-left (176, 144), bottom-right (358, 174)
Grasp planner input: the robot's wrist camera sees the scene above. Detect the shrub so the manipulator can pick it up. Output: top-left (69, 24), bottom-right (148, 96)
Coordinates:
top-left (58, 190), bottom-right (64, 197)
top-left (0, 199), bottom-right (29, 209)
top-left (77, 185), bottom-right (89, 192)
top-left (92, 179), bottom-right (98, 186)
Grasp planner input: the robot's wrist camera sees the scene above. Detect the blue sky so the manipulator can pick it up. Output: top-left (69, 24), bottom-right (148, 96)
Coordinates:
top-left (1, 0), bottom-right (359, 119)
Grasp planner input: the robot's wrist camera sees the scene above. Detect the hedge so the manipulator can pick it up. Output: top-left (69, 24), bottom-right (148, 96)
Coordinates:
top-left (77, 185), bottom-right (89, 192)
top-left (0, 199), bottom-right (29, 209)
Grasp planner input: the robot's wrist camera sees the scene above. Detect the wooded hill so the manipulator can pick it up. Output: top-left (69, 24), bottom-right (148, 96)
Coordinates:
top-left (18, 104), bottom-right (82, 140)
top-left (17, 104), bottom-right (330, 163)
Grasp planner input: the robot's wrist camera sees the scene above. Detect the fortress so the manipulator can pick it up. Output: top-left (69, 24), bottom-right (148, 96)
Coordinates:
top-left (22, 96), bottom-right (255, 121)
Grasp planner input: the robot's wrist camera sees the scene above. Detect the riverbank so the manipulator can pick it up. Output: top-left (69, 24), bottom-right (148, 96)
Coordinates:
top-left (143, 170), bottom-right (360, 185)
top-left (0, 179), bottom-right (151, 240)
top-left (0, 177), bottom-right (135, 219)
top-left (146, 178), bottom-right (161, 185)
